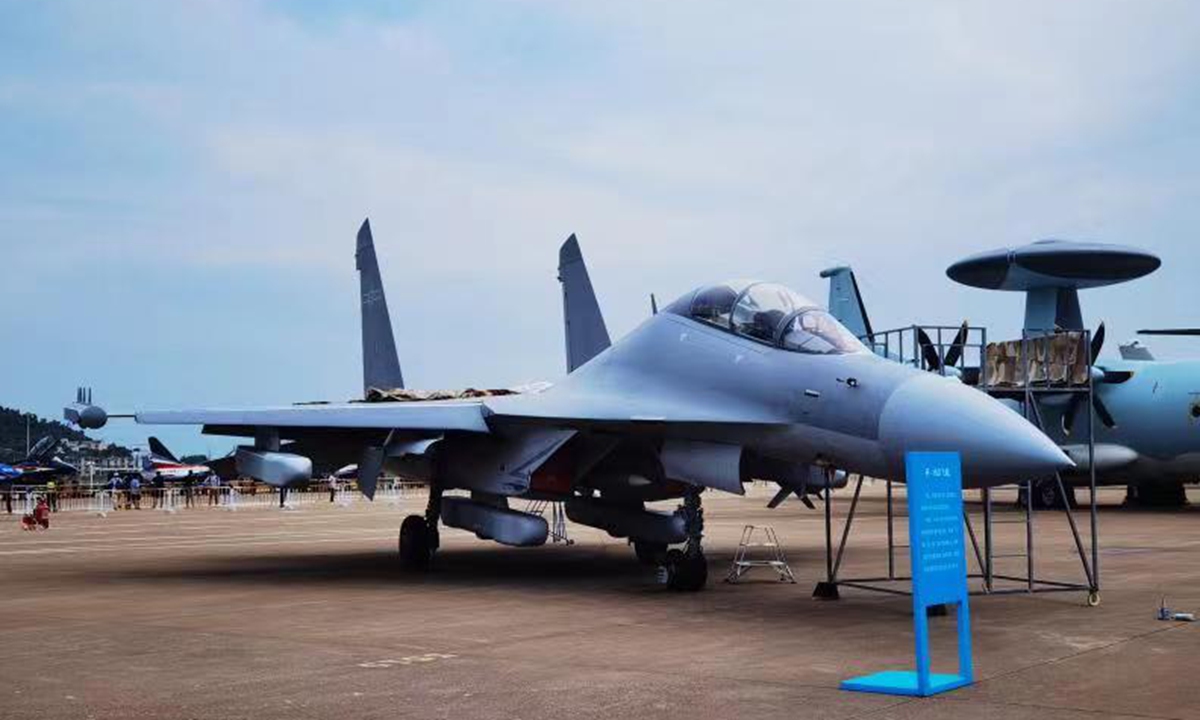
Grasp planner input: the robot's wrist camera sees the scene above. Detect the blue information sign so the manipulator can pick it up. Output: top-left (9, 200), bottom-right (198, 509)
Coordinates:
top-left (841, 452), bottom-right (973, 697)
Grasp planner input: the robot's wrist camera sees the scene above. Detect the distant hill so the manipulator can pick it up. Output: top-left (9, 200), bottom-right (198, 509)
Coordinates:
top-left (0, 406), bottom-right (132, 463)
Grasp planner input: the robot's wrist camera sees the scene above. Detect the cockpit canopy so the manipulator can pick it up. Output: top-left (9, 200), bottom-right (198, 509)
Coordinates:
top-left (667, 280), bottom-right (867, 355)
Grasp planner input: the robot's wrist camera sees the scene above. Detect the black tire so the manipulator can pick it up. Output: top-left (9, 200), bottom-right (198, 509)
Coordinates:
top-left (665, 549), bottom-right (708, 592)
top-left (1020, 480), bottom-right (1075, 510)
top-left (633, 540), bottom-right (667, 565)
top-left (399, 515), bottom-right (431, 571)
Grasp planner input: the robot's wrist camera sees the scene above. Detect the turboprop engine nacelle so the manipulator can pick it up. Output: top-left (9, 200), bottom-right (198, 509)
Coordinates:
top-left (565, 498), bottom-right (688, 545)
top-left (235, 448), bottom-right (312, 487)
top-left (64, 388), bottom-right (107, 429)
top-left (440, 497), bottom-right (549, 547)
top-left (64, 403), bottom-right (108, 430)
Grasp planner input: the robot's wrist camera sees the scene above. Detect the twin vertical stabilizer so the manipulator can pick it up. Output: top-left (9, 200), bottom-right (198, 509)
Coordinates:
top-left (820, 266), bottom-right (874, 343)
top-left (558, 235), bottom-right (611, 373)
top-left (356, 219), bottom-right (405, 394)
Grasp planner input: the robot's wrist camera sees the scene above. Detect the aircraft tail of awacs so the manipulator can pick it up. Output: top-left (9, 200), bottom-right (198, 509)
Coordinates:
top-left (65, 220), bottom-right (1070, 591)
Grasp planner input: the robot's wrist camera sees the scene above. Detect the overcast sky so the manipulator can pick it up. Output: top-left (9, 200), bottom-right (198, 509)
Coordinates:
top-left (2, 1), bottom-right (1199, 455)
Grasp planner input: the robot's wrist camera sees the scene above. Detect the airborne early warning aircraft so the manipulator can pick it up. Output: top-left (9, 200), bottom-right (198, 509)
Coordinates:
top-left (66, 221), bottom-right (1070, 590)
top-left (824, 240), bottom-right (1200, 508)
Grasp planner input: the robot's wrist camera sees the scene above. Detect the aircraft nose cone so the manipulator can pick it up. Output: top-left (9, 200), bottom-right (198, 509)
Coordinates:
top-left (879, 374), bottom-right (1073, 487)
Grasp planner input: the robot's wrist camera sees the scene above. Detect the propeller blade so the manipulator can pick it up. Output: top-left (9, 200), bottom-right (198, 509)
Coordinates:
top-left (916, 328), bottom-right (942, 370)
top-left (942, 321), bottom-right (969, 369)
top-left (767, 486), bottom-right (791, 509)
top-left (1090, 322), bottom-right (1105, 362)
top-left (1138, 328), bottom-right (1200, 336)
top-left (1093, 394), bottom-right (1116, 428)
top-left (1061, 394), bottom-right (1085, 436)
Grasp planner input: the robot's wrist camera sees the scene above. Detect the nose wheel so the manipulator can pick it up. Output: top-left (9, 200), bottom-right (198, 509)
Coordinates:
top-left (665, 487), bottom-right (707, 591)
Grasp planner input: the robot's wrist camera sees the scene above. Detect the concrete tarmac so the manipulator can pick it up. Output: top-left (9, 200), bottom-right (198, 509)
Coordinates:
top-left (1, 485), bottom-right (1198, 720)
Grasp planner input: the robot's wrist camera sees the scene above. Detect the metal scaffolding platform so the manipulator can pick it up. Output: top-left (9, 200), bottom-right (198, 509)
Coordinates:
top-left (812, 326), bottom-right (1101, 606)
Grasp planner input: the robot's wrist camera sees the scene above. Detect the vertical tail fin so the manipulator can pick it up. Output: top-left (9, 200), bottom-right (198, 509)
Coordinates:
top-left (820, 266), bottom-right (874, 343)
top-left (148, 437), bottom-right (179, 463)
top-left (356, 219), bottom-right (404, 394)
top-left (25, 436), bottom-right (56, 462)
top-left (558, 234), bottom-right (611, 373)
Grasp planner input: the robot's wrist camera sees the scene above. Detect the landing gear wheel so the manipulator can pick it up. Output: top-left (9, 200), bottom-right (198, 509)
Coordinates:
top-left (633, 540), bottom-right (667, 565)
top-left (1020, 480), bottom-right (1075, 510)
top-left (1086, 591), bottom-right (1101, 607)
top-left (664, 549), bottom-right (707, 592)
top-left (399, 515), bottom-right (432, 571)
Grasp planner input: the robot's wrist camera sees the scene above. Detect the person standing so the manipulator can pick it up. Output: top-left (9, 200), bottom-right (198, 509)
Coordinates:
top-left (46, 480), bottom-right (58, 512)
top-left (129, 475), bottom-right (142, 509)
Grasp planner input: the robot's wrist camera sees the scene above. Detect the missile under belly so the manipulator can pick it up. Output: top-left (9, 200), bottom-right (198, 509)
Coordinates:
top-left (440, 496), bottom-right (549, 547)
top-left (565, 498), bottom-right (687, 545)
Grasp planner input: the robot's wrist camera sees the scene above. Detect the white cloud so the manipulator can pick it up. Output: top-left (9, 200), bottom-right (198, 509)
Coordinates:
top-left (3, 0), bottom-right (1200, 452)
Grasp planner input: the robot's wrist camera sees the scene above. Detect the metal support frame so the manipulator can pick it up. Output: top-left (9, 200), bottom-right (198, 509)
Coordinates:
top-left (814, 324), bottom-right (1101, 605)
top-left (523, 499), bottom-right (574, 545)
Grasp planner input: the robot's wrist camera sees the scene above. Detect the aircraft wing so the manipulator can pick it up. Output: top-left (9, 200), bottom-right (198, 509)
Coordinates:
top-left (486, 391), bottom-right (786, 428)
top-left (137, 389), bottom-right (785, 436)
top-left (136, 400), bottom-right (491, 434)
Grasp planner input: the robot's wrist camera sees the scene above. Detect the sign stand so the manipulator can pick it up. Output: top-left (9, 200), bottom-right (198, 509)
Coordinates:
top-left (841, 452), bottom-right (973, 697)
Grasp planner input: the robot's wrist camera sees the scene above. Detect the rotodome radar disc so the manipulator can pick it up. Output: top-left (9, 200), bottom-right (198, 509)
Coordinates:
top-left (947, 239), bottom-right (1161, 291)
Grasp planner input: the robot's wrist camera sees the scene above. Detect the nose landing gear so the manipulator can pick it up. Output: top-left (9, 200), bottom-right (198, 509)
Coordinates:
top-left (665, 488), bottom-right (707, 591)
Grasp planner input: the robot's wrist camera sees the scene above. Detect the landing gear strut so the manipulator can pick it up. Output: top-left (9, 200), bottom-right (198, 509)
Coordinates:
top-left (665, 488), bottom-right (707, 592)
top-left (398, 483), bottom-right (443, 571)
top-left (1125, 482), bottom-right (1189, 508)
top-left (633, 540), bottom-right (667, 565)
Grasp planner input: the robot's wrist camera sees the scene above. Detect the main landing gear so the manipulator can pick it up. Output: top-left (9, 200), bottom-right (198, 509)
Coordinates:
top-left (1019, 478), bottom-right (1077, 510)
top-left (399, 484), bottom-right (442, 571)
top-left (665, 488), bottom-right (707, 592)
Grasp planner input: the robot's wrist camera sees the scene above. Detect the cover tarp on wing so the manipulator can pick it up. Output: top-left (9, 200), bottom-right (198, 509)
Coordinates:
top-left (362, 382), bottom-right (553, 403)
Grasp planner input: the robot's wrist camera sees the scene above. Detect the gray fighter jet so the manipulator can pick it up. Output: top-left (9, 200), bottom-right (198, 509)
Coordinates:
top-left (67, 221), bottom-right (1070, 590)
